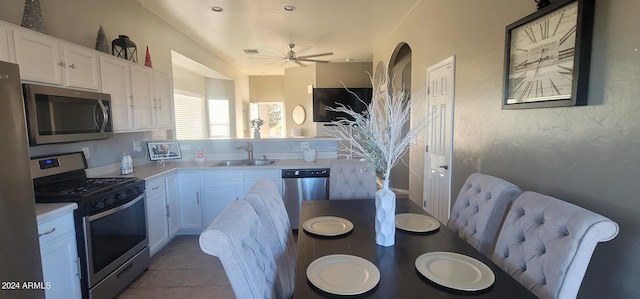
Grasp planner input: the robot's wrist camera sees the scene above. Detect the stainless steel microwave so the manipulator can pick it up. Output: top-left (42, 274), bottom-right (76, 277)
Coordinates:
top-left (22, 84), bottom-right (113, 145)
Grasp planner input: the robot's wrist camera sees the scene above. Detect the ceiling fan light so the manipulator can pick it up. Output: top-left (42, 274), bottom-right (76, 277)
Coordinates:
top-left (284, 5), bottom-right (296, 12)
top-left (243, 49), bottom-right (259, 54)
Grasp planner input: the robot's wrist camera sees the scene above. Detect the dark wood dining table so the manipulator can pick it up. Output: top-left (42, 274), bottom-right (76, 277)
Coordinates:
top-left (293, 198), bottom-right (537, 298)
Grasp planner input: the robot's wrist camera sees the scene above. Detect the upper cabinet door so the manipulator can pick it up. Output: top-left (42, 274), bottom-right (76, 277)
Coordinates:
top-left (131, 65), bottom-right (155, 130)
top-left (61, 44), bottom-right (100, 90)
top-left (100, 56), bottom-right (133, 132)
top-left (13, 27), bottom-right (100, 90)
top-left (153, 70), bottom-right (174, 129)
top-left (13, 29), bottom-right (64, 85)
top-left (0, 24), bottom-right (14, 63)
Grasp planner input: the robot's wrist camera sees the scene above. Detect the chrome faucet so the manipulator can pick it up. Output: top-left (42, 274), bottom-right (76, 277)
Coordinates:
top-left (236, 142), bottom-right (253, 161)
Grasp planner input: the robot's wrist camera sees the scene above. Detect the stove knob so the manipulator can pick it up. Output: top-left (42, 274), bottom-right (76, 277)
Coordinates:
top-left (93, 201), bottom-right (105, 209)
top-left (105, 198), bottom-right (114, 205)
top-left (117, 192), bottom-right (126, 200)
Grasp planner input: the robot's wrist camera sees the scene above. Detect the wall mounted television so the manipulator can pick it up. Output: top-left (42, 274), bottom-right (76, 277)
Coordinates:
top-left (312, 87), bottom-right (372, 122)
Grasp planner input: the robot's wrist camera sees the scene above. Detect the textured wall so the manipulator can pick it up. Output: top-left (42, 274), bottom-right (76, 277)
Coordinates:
top-left (374, 0), bottom-right (640, 297)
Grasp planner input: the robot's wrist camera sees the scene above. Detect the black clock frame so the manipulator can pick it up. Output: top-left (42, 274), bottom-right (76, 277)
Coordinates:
top-left (502, 0), bottom-right (595, 109)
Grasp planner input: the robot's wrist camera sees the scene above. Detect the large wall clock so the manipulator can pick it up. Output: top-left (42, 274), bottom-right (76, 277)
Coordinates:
top-left (502, 0), bottom-right (595, 109)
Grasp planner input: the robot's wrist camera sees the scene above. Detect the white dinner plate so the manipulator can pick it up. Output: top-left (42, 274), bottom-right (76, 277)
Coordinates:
top-left (415, 252), bottom-right (495, 291)
top-left (306, 254), bottom-right (380, 295)
top-left (395, 213), bottom-right (440, 232)
top-left (302, 216), bottom-right (354, 236)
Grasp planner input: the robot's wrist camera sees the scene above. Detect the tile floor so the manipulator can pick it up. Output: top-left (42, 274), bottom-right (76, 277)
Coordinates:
top-left (116, 236), bottom-right (234, 299)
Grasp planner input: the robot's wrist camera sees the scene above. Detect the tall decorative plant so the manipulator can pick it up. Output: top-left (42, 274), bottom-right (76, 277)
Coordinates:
top-left (327, 67), bottom-right (427, 246)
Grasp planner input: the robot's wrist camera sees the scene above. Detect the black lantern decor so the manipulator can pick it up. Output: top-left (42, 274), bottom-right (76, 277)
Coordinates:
top-left (112, 35), bottom-right (137, 63)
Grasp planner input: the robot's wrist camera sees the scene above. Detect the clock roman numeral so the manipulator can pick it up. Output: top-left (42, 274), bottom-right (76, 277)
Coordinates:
top-left (559, 25), bottom-right (577, 45)
top-left (540, 19), bottom-right (550, 39)
top-left (525, 27), bottom-right (537, 43)
top-left (521, 81), bottom-right (534, 99)
top-left (553, 12), bottom-right (565, 36)
top-left (559, 47), bottom-right (575, 60)
top-left (558, 64), bottom-right (573, 76)
top-left (549, 79), bottom-right (561, 95)
top-left (512, 72), bottom-right (527, 93)
top-left (535, 80), bottom-right (544, 97)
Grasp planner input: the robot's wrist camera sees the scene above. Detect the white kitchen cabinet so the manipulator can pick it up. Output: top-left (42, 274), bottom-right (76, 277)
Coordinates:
top-left (202, 170), bottom-right (244, 228)
top-left (165, 173), bottom-right (180, 238)
top-left (100, 55), bottom-right (134, 131)
top-left (0, 23), bottom-right (14, 63)
top-left (38, 210), bottom-right (81, 299)
top-left (131, 64), bottom-right (155, 130)
top-left (243, 169), bottom-right (283, 196)
top-left (153, 70), bottom-right (174, 129)
top-left (145, 177), bottom-right (170, 256)
top-left (13, 28), bottom-right (100, 90)
top-left (177, 171), bottom-right (203, 232)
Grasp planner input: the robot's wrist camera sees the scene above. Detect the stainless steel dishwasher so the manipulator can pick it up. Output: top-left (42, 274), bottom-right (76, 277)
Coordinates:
top-left (282, 168), bottom-right (330, 229)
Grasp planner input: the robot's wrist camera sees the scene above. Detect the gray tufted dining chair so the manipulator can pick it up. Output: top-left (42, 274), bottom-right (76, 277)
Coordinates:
top-left (447, 173), bottom-right (522, 256)
top-left (329, 159), bottom-right (377, 200)
top-left (491, 191), bottom-right (619, 299)
top-left (199, 200), bottom-right (280, 299)
top-left (244, 178), bottom-right (296, 299)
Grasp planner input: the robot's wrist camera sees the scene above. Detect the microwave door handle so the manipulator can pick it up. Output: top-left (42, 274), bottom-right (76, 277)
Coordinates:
top-left (96, 100), bottom-right (108, 132)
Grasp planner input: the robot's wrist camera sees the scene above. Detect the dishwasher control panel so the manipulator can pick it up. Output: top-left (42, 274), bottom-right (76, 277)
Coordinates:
top-left (282, 168), bottom-right (330, 178)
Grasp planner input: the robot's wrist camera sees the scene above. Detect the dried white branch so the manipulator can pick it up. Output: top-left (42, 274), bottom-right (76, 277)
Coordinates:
top-left (326, 68), bottom-right (428, 181)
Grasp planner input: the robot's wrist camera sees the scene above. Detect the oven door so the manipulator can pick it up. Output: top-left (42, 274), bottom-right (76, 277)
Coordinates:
top-left (83, 194), bottom-right (148, 287)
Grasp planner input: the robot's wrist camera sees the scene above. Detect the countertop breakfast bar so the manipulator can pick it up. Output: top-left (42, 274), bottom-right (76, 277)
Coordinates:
top-left (294, 198), bottom-right (537, 298)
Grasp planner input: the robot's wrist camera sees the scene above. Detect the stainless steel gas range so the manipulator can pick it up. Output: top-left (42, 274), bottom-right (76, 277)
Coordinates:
top-left (31, 152), bottom-right (148, 299)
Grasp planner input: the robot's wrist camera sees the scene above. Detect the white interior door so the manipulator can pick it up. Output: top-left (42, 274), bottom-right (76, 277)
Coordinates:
top-left (423, 56), bottom-right (455, 223)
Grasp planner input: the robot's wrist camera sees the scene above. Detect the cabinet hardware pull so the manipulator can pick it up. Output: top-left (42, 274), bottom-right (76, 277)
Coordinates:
top-left (68, 63), bottom-right (75, 69)
top-left (196, 192), bottom-right (200, 205)
top-left (151, 186), bottom-right (160, 190)
top-left (38, 227), bottom-right (56, 237)
top-left (57, 61), bottom-right (65, 67)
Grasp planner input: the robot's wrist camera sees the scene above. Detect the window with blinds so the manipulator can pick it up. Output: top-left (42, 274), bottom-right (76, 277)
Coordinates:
top-left (173, 92), bottom-right (230, 139)
top-left (174, 92), bottom-right (205, 139)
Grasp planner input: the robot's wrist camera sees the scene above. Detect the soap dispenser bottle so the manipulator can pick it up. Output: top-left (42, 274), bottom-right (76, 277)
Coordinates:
top-left (121, 153), bottom-right (128, 175)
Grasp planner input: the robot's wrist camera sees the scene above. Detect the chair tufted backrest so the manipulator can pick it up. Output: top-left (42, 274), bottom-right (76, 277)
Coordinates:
top-left (329, 159), bottom-right (377, 200)
top-left (199, 200), bottom-right (279, 299)
top-left (447, 173), bottom-right (522, 256)
top-left (491, 191), bottom-right (619, 299)
top-left (245, 178), bottom-right (296, 299)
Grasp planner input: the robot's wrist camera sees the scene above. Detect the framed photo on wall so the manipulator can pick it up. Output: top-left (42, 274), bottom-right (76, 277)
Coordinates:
top-left (502, 0), bottom-right (595, 109)
top-left (148, 141), bottom-right (182, 161)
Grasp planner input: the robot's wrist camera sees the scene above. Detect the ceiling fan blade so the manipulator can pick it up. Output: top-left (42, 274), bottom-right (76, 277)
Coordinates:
top-left (294, 60), bottom-right (307, 67)
top-left (297, 52), bottom-right (334, 59)
top-left (298, 58), bottom-right (331, 63)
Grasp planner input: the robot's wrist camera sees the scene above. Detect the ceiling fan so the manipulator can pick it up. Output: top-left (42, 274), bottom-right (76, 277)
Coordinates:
top-left (283, 43), bottom-right (333, 66)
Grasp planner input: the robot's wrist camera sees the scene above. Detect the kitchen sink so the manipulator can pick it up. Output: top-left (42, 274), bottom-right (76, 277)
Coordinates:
top-left (214, 160), bottom-right (248, 167)
top-left (245, 159), bottom-right (277, 166)
top-left (213, 159), bottom-right (277, 166)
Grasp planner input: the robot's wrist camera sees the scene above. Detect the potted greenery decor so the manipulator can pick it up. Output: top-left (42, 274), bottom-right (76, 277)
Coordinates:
top-left (251, 118), bottom-right (264, 139)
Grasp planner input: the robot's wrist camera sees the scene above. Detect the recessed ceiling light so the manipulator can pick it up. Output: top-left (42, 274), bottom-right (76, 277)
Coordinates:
top-left (243, 49), bottom-right (259, 55)
top-left (211, 6), bottom-right (223, 12)
top-left (284, 5), bottom-right (296, 12)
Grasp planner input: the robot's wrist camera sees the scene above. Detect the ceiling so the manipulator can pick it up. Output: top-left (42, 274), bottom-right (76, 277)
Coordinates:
top-left (138, 0), bottom-right (421, 76)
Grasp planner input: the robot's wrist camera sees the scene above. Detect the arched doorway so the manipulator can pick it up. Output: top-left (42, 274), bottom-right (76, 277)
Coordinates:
top-left (388, 43), bottom-right (412, 192)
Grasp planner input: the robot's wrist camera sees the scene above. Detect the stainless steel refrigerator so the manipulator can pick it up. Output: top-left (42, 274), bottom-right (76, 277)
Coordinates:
top-left (0, 61), bottom-right (44, 298)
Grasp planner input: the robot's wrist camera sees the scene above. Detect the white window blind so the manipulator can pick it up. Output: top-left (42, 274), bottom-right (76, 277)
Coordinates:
top-left (174, 92), bottom-right (204, 139)
top-left (208, 99), bottom-right (230, 138)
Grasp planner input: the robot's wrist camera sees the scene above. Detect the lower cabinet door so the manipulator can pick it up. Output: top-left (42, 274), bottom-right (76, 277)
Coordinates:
top-left (146, 191), bottom-right (170, 256)
top-left (40, 234), bottom-right (82, 299)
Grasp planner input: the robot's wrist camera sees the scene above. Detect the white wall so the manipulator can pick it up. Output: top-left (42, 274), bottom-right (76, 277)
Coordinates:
top-left (372, 0), bottom-right (640, 297)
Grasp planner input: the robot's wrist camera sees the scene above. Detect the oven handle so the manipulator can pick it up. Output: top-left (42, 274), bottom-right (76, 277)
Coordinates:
top-left (88, 193), bottom-right (144, 222)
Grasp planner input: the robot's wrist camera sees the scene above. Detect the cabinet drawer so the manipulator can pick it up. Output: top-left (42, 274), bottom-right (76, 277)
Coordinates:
top-left (203, 170), bottom-right (243, 183)
top-left (38, 213), bottom-right (75, 248)
top-left (145, 177), bottom-right (166, 197)
top-left (244, 169), bottom-right (281, 181)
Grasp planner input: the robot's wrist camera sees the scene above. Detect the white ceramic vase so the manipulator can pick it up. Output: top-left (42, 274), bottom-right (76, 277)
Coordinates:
top-left (375, 179), bottom-right (396, 246)
top-left (253, 129), bottom-right (260, 139)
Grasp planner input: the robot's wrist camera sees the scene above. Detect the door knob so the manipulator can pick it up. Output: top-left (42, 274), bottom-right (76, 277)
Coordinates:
top-left (438, 165), bottom-right (449, 170)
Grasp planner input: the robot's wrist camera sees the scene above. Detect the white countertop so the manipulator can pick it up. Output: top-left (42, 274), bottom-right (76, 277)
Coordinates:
top-left (35, 202), bottom-right (78, 223)
top-left (96, 158), bottom-right (334, 180)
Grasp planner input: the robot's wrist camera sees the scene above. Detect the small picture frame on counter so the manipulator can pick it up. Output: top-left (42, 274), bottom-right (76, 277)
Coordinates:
top-left (148, 141), bottom-right (182, 161)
